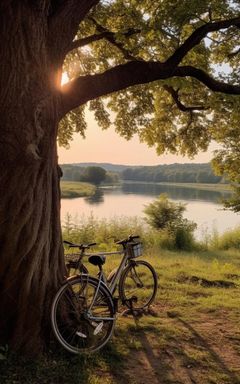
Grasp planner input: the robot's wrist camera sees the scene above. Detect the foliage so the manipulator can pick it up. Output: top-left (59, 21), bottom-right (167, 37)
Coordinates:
top-left (62, 162), bottom-right (225, 185)
top-left (81, 166), bottom-right (106, 185)
top-left (211, 100), bottom-right (240, 212)
top-left (144, 194), bottom-right (197, 250)
top-left (62, 214), bottom-right (148, 251)
top-left (61, 164), bottom-right (120, 185)
top-left (62, 213), bottom-right (196, 252)
top-left (60, 1), bottom-right (240, 161)
top-left (122, 162), bottom-right (223, 183)
top-left (210, 226), bottom-right (240, 250)
top-left (104, 171), bottom-right (120, 185)
top-left (57, 1), bottom-right (240, 209)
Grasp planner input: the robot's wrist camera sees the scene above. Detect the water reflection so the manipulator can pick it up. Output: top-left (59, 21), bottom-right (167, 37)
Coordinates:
top-left (121, 182), bottom-right (231, 203)
top-left (84, 188), bottom-right (104, 205)
top-left (61, 182), bottom-right (239, 237)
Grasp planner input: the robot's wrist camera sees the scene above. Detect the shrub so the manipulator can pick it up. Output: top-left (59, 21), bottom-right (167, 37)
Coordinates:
top-left (144, 194), bottom-right (197, 250)
top-left (213, 226), bottom-right (240, 250)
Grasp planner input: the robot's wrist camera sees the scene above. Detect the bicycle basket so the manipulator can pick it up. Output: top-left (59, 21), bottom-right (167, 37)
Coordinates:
top-left (128, 242), bottom-right (143, 258)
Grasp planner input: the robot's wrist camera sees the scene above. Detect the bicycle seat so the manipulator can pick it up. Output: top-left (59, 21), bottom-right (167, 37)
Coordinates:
top-left (88, 255), bottom-right (106, 266)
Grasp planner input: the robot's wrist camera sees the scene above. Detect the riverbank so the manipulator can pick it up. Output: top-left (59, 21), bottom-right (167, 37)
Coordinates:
top-left (1, 248), bottom-right (240, 384)
top-left (60, 181), bottom-right (96, 198)
top-left (123, 180), bottom-right (232, 193)
top-left (61, 180), bottom-right (232, 199)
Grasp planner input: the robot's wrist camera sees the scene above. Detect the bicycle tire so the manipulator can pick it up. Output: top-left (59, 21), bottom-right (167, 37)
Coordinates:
top-left (51, 275), bottom-right (115, 354)
top-left (119, 260), bottom-right (158, 310)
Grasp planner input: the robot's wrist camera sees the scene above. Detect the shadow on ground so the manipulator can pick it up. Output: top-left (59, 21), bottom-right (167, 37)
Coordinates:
top-left (1, 311), bottom-right (240, 384)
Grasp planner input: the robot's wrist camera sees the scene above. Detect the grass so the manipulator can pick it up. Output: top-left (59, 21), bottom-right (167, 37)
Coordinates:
top-left (1, 248), bottom-right (240, 384)
top-left (211, 226), bottom-right (240, 250)
top-left (61, 181), bottom-right (96, 198)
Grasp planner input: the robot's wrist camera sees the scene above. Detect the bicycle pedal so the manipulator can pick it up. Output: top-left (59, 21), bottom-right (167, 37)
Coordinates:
top-left (93, 322), bottom-right (104, 335)
top-left (76, 331), bottom-right (87, 338)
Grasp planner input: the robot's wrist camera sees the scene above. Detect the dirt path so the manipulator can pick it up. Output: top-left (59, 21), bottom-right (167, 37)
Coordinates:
top-left (112, 309), bottom-right (240, 384)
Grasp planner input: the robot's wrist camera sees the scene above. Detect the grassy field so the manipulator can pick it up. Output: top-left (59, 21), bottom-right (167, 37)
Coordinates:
top-left (1, 248), bottom-right (240, 384)
top-left (60, 181), bottom-right (96, 198)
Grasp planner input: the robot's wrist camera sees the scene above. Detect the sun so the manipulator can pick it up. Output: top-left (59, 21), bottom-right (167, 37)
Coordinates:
top-left (61, 72), bottom-right (69, 85)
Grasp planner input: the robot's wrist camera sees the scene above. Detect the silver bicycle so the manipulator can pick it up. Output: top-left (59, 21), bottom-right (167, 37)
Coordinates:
top-left (51, 236), bottom-right (157, 354)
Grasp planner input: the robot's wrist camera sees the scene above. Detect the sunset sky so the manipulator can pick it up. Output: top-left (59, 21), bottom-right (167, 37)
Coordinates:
top-left (58, 109), bottom-right (216, 166)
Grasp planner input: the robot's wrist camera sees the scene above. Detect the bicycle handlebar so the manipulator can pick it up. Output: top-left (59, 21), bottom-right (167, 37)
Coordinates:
top-left (63, 240), bottom-right (97, 250)
top-left (115, 235), bottom-right (140, 246)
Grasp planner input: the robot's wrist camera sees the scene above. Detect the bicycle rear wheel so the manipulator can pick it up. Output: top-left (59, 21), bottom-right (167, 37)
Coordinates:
top-left (119, 260), bottom-right (158, 310)
top-left (51, 275), bottom-right (115, 353)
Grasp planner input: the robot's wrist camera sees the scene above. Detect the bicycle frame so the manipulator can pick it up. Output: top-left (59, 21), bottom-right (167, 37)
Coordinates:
top-left (86, 248), bottom-right (130, 295)
top-left (65, 237), bottom-right (141, 300)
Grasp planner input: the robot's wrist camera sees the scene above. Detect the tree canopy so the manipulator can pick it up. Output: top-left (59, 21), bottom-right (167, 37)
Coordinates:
top-left (56, 0), bottom-right (240, 208)
top-left (82, 166), bottom-right (106, 185)
top-left (59, 0), bottom-right (240, 157)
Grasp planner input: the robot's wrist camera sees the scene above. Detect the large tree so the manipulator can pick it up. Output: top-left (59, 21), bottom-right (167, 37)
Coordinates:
top-left (0, 0), bottom-right (239, 354)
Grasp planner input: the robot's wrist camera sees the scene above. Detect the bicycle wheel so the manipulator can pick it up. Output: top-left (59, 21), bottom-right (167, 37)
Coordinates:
top-left (51, 275), bottom-right (115, 354)
top-left (119, 260), bottom-right (158, 310)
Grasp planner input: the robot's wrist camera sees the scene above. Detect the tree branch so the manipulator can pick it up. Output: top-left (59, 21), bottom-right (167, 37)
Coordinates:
top-left (60, 60), bottom-right (240, 117)
top-left (163, 85), bottom-right (207, 112)
top-left (166, 17), bottom-right (240, 68)
top-left (69, 32), bottom-right (115, 51)
top-left (173, 65), bottom-right (240, 94)
top-left (89, 18), bottom-right (139, 61)
top-left (67, 28), bottom-right (140, 56)
top-left (48, 0), bottom-right (100, 59)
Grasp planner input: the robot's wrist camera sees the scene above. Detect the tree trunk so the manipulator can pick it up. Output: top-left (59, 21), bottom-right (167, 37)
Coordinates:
top-left (0, 4), bottom-right (66, 354)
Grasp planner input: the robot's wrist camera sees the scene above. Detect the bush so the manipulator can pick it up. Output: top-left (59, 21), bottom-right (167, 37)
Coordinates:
top-left (62, 203), bottom-right (198, 253)
top-left (212, 226), bottom-right (240, 250)
top-left (144, 194), bottom-right (197, 250)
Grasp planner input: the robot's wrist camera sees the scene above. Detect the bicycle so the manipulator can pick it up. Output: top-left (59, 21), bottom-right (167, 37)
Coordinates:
top-left (51, 236), bottom-right (157, 354)
top-left (65, 235), bottom-right (158, 311)
top-left (51, 243), bottom-right (116, 354)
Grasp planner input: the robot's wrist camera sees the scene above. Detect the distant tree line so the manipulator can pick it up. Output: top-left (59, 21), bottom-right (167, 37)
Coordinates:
top-left (121, 163), bottom-right (224, 184)
top-left (61, 164), bottom-right (119, 185)
top-left (61, 163), bottom-right (224, 185)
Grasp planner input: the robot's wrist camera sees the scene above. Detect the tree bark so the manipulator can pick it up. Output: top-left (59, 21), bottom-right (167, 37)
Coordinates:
top-left (0, 3), bottom-right (66, 354)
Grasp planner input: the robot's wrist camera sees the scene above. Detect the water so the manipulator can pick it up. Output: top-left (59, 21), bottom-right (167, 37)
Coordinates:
top-left (61, 182), bottom-right (240, 238)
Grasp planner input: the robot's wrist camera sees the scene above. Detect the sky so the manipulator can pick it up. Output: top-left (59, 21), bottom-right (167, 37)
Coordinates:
top-left (58, 73), bottom-right (218, 166)
top-left (58, 109), bottom-right (216, 166)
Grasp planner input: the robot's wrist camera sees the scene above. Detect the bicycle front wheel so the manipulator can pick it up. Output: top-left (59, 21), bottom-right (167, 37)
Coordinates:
top-left (51, 275), bottom-right (115, 354)
top-left (119, 260), bottom-right (158, 310)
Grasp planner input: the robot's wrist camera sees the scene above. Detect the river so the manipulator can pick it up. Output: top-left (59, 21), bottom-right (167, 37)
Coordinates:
top-left (61, 182), bottom-right (240, 238)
